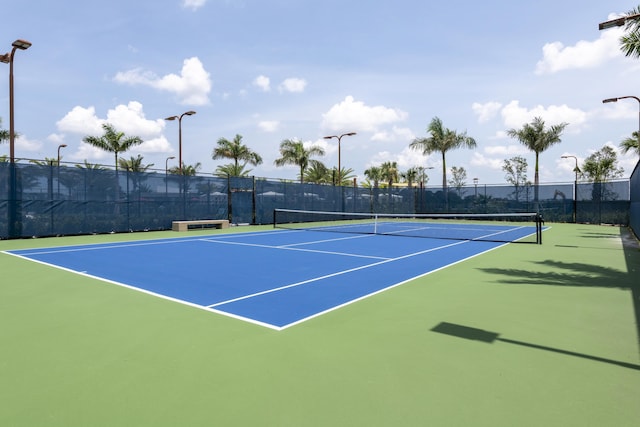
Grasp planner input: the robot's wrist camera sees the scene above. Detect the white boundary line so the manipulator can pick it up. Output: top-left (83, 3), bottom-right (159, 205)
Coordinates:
top-left (2, 226), bottom-right (544, 331)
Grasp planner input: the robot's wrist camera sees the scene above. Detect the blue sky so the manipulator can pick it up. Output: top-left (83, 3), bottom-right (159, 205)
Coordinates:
top-left (1, 0), bottom-right (639, 185)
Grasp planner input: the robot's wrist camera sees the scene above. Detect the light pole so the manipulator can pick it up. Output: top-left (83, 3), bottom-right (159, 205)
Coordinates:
top-left (1, 39), bottom-right (32, 164)
top-left (323, 132), bottom-right (356, 185)
top-left (165, 111), bottom-right (196, 175)
top-left (165, 156), bottom-right (175, 194)
top-left (561, 155), bottom-right (579, 223)
top-left (57, 144), bottom-right (67, 197)
top-left (599, 12), bottom-right (640, 30)
top-left (473, 177), bottom-right (478, 198)
top-left (602, 96), bottom-right (640, 151)
top-left (57, 144), bottom-right (67, 165)
top-left (1, 39), bottom-right (32, 239)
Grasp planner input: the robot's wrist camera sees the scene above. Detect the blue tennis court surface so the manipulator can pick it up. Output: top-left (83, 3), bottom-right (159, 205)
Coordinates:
top-left (5, 225), bottom-right (539, 330)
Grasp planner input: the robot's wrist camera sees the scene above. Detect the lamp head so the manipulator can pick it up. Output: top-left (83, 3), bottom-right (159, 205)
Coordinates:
top-left (184, 111), bottom-right (196, 116)
top-left (12, 39), bottom-right (32, 50)
top-left (165, 116), bottom-right (178, 121)
top-left (0, 54), bottom-right (9, 64)
top-left (602, 98), bottom-right (618, 103)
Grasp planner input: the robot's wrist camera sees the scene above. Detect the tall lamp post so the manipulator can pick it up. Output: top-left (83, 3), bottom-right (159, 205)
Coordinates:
top-left (165, 156), bottom-right (175, 195)
top-left (323, 132), bottom-right (356, 185)
top-left (561, 155), bottom-right (579, 223)
top-left (1, 39), bottom-right (32, 239)
top-left (57, 144), bottom-right (67, 165)
top-left (165, 111), bottom-right (196, 175)
top-left (57, 144), bottom-right (67, 197)
top-left (602, 96), bottom-right (640, 150)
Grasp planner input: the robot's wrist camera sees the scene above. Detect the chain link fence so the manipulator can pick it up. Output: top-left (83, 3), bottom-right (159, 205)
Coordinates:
top-left (0, 162), bottom-right (633, 239)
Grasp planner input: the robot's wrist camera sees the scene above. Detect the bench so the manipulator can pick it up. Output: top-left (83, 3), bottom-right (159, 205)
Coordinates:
top-left (172, 219), bottom-right (230, 232)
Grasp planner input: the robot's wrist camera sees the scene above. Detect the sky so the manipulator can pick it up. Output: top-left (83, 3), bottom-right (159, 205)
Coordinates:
top-left (1, 0), bottom-right (639, 186)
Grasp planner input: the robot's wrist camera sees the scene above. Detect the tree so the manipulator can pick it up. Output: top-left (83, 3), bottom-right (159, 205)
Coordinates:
top-left (620, 131), bottom-right (640, 156)
top-left (502, 156), bottom-right (528, 201)
top-left (400, 167), bottom-right (419, 188)
top-left (117, 154), bottom-right (154, 173)
top-left (619, 6), bottom-right (640, 58)
top-left (506, 116), bottom-right (568, 206)
top-left (364, 166), bottom-right (382, 188)
top-left (448, 166), bottom-right (467, 196)
top-left (0, 117), bottom-right (9, 144)
top-left (274, 139), bottom-right (325, 184)
top-left (212, 134), bottom-right (262, 176)
top-left (330, 166), bottom-right (355, 186)
top-left (214, 163), bottom-right (252, 178)
top-left (581, 145), bottom-right (624, 203)
top-left (169, 162), bottom-right (202, 194)
top-left (304, 160), bottom-right (331, 184)
top-left (581, 145), bottom-right (624, 183)
top-left (118, 155), bottom-right (154, 194)
top-left (380, 161), bottom-right (399, 188)
top-left (410, 117), bottom-right (476, 190)
top-left (82, 123), bottom-right (143, 171)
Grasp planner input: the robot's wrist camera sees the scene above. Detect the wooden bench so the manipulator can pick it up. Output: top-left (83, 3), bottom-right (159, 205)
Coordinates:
top-left (172, 219), bottom-right (230, 232)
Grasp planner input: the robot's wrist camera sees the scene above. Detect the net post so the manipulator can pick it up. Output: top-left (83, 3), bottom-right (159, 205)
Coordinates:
top-left (273, 208), bottom-right (277, 228)
top-left (536, 213), bottom-right (543, 244)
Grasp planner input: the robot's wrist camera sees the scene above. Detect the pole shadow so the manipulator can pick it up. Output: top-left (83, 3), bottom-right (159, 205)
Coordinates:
top-left (431, 322), bottom-right (640, 371)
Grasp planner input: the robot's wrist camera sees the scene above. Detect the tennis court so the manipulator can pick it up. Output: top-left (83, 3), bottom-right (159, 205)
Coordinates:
top-left (4, 214), bottom-right (541, 330)
top-left (1, 221), bottom-right (638, 426)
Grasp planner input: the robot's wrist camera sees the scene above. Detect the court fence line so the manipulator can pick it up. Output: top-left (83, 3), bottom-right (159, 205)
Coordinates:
top-left (0, 161), bottom-right (632, 239)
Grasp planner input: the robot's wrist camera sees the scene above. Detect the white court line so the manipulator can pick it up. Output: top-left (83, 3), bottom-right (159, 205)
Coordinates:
top-left (199, 237), bottom-right (390, 260)
top-left (207, 239), bottom-right (469, 309)
top-left (4, 228), bottom-right (301, 257)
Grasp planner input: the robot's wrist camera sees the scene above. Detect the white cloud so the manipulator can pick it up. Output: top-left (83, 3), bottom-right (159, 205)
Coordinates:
top-left (470, 152), bottom-right (505, 171)
top-left (371, 126), bottom-right (415, 143)
top-left (46, 133), bottom-right (65, 144)
top-left (535, 27), bottom-right (623, 74)
top-left (472, 101), bottom-right (502, 123)
top-left (484, 144), bottom-right (528, 156)
top-left (15, 135), bottom-right (42, 153)
top-left (56, 106), bottom-right (104, 135)
top-left (258, 120), bottom-right (279, 132)
top-left (500, 100), bottom-right (587, 130)
top-left (114, 57), bottom-right (212, 105)
top-left (134, 136), bottom-right (172, 154)
top-left (321, 96), bottom-right (408, 132)
top-left (279, 78), bottom-right (307, 93)
top-left (182, 0), bottom-right (207, 11)
top-left (55, 102), bottom-right (170, 160)
top-left (253, 75), bottom-right (271, 92)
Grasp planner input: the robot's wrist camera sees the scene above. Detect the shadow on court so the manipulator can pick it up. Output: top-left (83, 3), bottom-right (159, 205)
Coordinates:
top-left (431, 322), bottom-right (640, 371)
top-left (478, 226), bottom-right (640, 352)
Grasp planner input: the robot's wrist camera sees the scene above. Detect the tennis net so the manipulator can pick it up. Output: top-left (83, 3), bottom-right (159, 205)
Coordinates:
top-left (273, 209), bottom-right (544, 244)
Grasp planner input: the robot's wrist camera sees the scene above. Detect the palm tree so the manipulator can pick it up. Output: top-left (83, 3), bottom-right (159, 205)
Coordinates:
top-left (410, 117), bottom-right (476, 190)
top-left (304, 160), bottom-right (331, 184)
top-left (212, 134), bottom-right (262, 176)
top-left (364, 166), bottom-right (382, 188)
top-left (117, 154), bottom-right (154, 173)
top-left (274, 139), bottom-right (325, 184)
top-left (0, 118), bottom-right (9, 144)
top-left (380, 161), bottom-right (399, 188)
top-left (619, 6), bottom-right (640, 58)
top-left (215, 163), bottom-right (252, 178)
top-left (506, 116), bottom-right (568, 206)
top-left (364, 165), bottom-right (383, 210)
top-left (168, 162), bottom-right (202, 194)
top-left (620, 131), bottom-right (640, 156)
top-left (330, 166), bottom-right (356, 186)
top-left (400, 167), bottom-right (420, 188)
top-left (118, 155), bottom-right (154, 194)
top-left (82, 123), bottom-right (143, 172)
